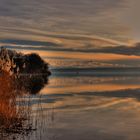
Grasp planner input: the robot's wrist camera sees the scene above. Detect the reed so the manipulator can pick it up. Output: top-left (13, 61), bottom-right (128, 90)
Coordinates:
top-left (0, 72), bottom-right (35, 138)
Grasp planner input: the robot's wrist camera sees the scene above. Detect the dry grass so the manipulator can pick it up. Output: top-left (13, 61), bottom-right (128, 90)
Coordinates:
top-left (0, 72), bottom-right (35, 137)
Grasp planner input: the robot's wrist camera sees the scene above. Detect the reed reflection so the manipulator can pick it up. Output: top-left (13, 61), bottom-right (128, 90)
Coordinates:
top-left (0, 71), bottom-right (49, 139)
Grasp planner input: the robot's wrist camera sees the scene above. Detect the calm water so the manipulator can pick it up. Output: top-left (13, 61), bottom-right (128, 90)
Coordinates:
top-left (14, 75), bottom-right (140, 140)
top-left (0, 0), bottom-right (140, 140)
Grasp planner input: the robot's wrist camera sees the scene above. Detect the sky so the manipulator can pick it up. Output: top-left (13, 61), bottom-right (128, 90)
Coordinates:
top-left (0, 0), bottom-right (129, 41)
top-left (0, 0), bottom-right (140, 68)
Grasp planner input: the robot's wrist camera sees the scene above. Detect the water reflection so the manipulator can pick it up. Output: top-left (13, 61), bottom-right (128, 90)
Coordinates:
top-left (22, 75), bottom-right (140, 112)
top-left (0, 72), bottom-right (49, 139)
top-left (23, 75), bottom-right (140, 140)
top-left (1, 71), bottom-right (140, 140)
top-left (17, 74), bottom-right (49, 95)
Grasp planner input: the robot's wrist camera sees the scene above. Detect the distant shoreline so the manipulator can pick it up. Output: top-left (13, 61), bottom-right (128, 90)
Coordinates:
top-left (51, 67), bottom-right (140, 77)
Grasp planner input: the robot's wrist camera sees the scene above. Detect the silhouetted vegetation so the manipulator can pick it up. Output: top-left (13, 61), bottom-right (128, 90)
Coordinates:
top-left (0, 48), bottom-right (51, 139)
top-left (0, 47), bottom-right (51, 76)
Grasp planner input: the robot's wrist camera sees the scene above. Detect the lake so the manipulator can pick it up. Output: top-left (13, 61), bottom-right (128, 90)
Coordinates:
top-left (0, 0), bottom-right (140, 140)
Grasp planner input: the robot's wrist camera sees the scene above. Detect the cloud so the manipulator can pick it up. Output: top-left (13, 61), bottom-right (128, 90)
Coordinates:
top-left (1, 37), bottom-right (140, 58)
top-left (0, 39), bottom-right (60, 47)
top-left (91, 43), bottom-right (140, 56)
top-left (2, 40), bottom-right (140, 57)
